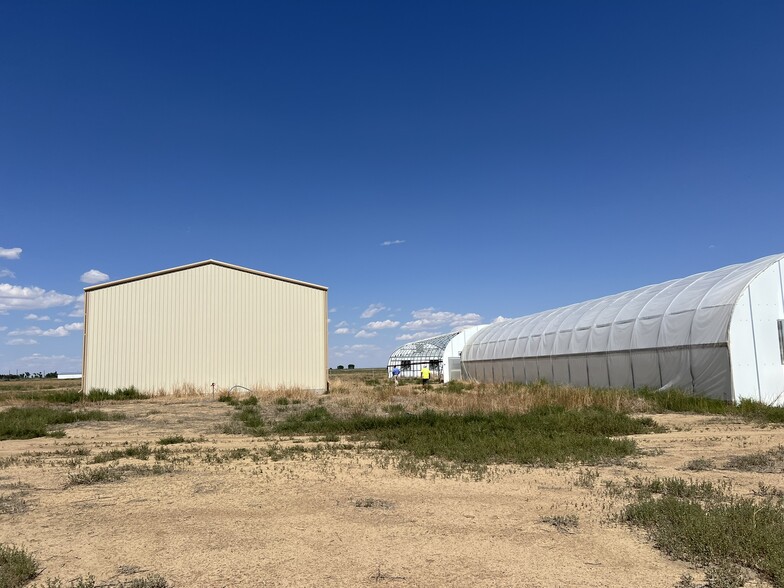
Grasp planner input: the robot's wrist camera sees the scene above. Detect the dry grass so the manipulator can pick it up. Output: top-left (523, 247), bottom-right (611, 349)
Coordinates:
top-left (317, 377), bottom-right (651, 416)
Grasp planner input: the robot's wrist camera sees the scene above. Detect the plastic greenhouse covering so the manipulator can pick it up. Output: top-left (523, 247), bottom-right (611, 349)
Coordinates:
top-left (388, 332), bottom-right (462, 379)
top-left (462, 253), bottom-right (784, 400)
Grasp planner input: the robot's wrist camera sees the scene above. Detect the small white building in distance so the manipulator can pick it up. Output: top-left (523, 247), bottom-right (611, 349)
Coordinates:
top-left (462, 253), bottom-right (784, 405)
top-left (82, 260), bottom-right (328, 395)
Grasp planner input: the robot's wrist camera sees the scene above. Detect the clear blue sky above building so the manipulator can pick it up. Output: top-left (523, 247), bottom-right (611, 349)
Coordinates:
top-left (1, 1), bottom-right (782, 372)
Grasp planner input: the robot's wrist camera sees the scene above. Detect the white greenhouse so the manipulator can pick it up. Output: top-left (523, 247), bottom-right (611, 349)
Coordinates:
top-left (462, 253), bottom-right (784, 405)
top-left (388, 325), bottom-right (488, 382)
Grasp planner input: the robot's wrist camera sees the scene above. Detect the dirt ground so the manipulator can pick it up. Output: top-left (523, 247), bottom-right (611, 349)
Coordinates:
top-left (1, 398), bottom-right (782, 587)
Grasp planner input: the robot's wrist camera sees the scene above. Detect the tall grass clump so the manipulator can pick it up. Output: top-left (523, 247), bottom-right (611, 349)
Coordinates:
top-left (65, 464), bottom-right (174, 487)
top-left (0, 408), bottom-right (125, 440)
top-left (0, 543), bottom-right (39, 588)
top-left (92, 444), bottom-right (152, 463)
top-left (622, 478), bottom-right (784, 586)
top-left (638, 389), bottom-right (732, 415)
top-left (87, 387), bottom-right (148, 401)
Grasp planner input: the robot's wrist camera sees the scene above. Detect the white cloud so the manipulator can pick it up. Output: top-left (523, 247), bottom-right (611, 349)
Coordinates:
top-left (9, 322), bottom-right (82, 337)
top-left (0, 283), bottom-right (76, 312)
top-left (329, 307), bottom-right (337, 313)
top-left (0, 269), bottom-right (15, 278)
top-left (80, 269), bottom-right (110, 284)
top-left (332, 343), bottom-right (379, 359)
top-left (355, 330), bottom-right (377, 338)
top-left (360, 303), bottom-right (386, 319)
top-left (492, 315), bottom-right (509, 324)
top-left (0, 247), bottom-right (22, 260)
top-left (381, 240), bottom-right (405, 246)
top-left (395, 331), bottom-right (438, 341)
top-left (335, 320), bottom-right (349, 328)
top-left (365, 320), bottom-right (400, 329)
top-left (7, 338), bottom-right (37, 346)
top-left (24, 314), bottom-right (50, 321)
top-left (0, 326), bottom-right (6, 332)
top-left (15, 353), bottom-right (82, 372)
top-left (66, 293), bottom-right (85, 317)
top-left (401, 307), bottom-right (482, 331)
top-left (334, 328), bottom-right (352, 335)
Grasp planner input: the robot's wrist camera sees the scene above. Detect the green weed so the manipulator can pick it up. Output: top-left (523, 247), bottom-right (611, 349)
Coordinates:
top-left (0, 408), bottom-right (125, 440)
top-left (683, 458), bottom-right (715, 471)
top-left (622, 478), bottom-right (784, 586)
top-left (724, 446), bottom-right (784, 473)
top-left (354, 498), bottom-right (394, 509)
top-left (0, 492), bottom-right (28, 515)
top-left (87, 387), bottom-right (148, 401)
top-left (65, 464), bottom-right (174, 487)
top-left (639, 389), bottom-right (784, 424)
top-left (156, 435), bottom-right (201, 445)
top-left (273, 405), bottom-right (659, 466)
top-left (0, 543), bottom-right (39, 588)
top-left (35, 574), bottom-right (168, 588)
top-left (540, 514), bottom-right (579, 533)
top-left (92, 444), bottom-right (152, 464)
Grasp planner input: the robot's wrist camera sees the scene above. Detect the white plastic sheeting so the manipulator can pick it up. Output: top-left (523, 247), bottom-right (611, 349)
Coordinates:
top-left (463, 254), bottom-right (784, 402)
top-left (441, 325), bottom-right (488, 383)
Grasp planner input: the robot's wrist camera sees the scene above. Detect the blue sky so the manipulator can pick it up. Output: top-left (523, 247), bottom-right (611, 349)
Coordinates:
top-left (1, 1), bottom-right (783, 372)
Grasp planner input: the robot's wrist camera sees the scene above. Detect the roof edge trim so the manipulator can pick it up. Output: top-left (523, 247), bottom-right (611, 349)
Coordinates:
top-left (83, 259), bottom-right (328, 292)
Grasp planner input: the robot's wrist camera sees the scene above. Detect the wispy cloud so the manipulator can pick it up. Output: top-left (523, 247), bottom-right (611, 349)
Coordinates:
top-left (7, 338), bottom-right (37, 346)
top-left (24, 314), bottom-right (50, 321)
top-left (381, 240), bottom-right (405, 246)
top-left (334, 327), bottom-right (352, 335)
top-left (0, 269), bottom-right (15, 278)
top-left (332, 343), bottom-right (379, 359)
top-left (365, 319), bottom-right (399, 329)
top-left (80, 269), bottom-right (110, 284)
top-left (0, 284), bottom-right (76, 312)
top-left (355, 330), bottom-right (377, 338)
top-left (15, 353), bottom-right (82, 372)
top-left (400, 307), bottom-right (482, 331)
top-left (395, 331), bottom-right (438, 341)
top-left (9, 322), bottom-right (83, 337)
top-left (360, 303), bottom-right (386, 319)
top-left (0, 247), bottom-right (22, 260)
top-left (492, 315), bottom-right (509, 324)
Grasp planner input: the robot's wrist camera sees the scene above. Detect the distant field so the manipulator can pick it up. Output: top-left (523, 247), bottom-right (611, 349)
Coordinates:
top-left (328, 366), bottom-right (387, 381)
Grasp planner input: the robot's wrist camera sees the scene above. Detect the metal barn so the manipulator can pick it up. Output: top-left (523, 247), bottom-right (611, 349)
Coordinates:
top-left (82, 260), bottom-right (328, 394)
top-left (462, 254), bottom-right (784, 405)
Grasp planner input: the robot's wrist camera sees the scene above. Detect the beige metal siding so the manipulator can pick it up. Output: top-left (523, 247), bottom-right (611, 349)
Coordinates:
top-left (83, 263), bottom-right (327, 394)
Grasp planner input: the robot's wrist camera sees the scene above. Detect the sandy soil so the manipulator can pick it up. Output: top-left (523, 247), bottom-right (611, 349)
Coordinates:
top-left (1, 399), bottom-right (782, 587)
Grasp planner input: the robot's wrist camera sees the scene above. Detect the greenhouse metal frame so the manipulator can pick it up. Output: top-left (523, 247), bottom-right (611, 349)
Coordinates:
top-left (387, 332), bottom-right (463, 380)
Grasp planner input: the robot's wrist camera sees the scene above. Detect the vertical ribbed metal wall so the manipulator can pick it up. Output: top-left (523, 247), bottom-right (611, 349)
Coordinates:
top-left (83, 262), bottom-right (327, 394)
